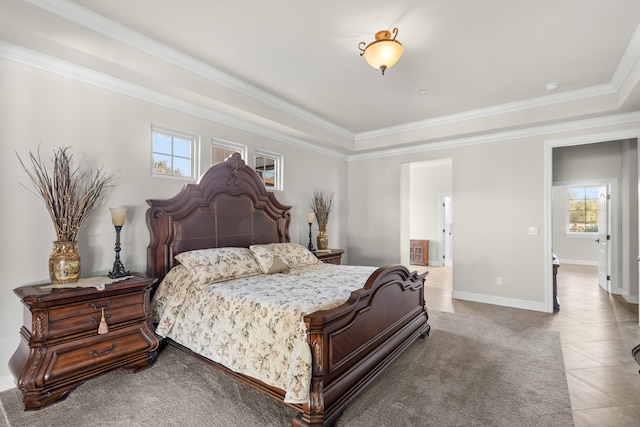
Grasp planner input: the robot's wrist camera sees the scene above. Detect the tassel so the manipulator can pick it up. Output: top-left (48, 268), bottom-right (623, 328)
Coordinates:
top-left (98, 307), bottom-right (109, 335)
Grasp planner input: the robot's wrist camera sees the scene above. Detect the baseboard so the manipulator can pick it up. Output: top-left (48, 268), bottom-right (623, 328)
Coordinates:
top-left (557, 259), bottom-right (597, 266)
top-left (620, 289), bottom-right (640, 304)
top-left (0, 374), bottom-right (14, 392)
top-left (451, 290), bottom-right (549, 312)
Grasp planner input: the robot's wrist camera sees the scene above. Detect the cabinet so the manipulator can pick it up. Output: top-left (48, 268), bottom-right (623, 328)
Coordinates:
top-left (410, 240), bottom-right (428, 266)
top-left (8, 273), bottom-right (160, 410)
top-left (314, 249), bottom-right (344, 265)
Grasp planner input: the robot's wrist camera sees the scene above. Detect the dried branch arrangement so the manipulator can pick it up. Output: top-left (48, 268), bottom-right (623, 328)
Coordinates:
top-left (311, 189), bottom-right (333, 231)
top-left (17, 146), bottom-right (115, 241)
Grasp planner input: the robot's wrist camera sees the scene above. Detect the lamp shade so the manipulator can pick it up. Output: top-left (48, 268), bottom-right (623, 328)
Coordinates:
top-left (359, 28), bottom-right (403, 75)
top-left (110, 207), bottom-right (127, 227)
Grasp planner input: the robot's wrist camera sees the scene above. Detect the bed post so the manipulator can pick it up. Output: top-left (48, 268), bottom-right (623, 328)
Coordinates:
top-left (294, 331), bottom-right (325, 427)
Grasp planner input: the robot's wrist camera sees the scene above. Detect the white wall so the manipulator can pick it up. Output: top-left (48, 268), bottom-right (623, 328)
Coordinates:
top-left (348, 123), bottom-right (640, 312)
top-left (0, 58), bottom-right (347, 389)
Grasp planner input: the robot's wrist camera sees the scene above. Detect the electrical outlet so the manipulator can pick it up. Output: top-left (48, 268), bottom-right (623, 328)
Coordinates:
top-left (496, 277), bottom-right (503, 285)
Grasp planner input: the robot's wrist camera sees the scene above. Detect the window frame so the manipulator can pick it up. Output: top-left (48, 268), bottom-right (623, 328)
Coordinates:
top-left (211, 138), bottom-right (247, 165)
top-left (254, 149), bottom-right (283, 191)
top-left (565, 185), bottom-right (599, 238)
top-left (151, 125), bottom-right (199, 180)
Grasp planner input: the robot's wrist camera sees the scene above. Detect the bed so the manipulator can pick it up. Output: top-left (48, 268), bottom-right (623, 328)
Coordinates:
top-left (146, 153), bottom-right (430, 426)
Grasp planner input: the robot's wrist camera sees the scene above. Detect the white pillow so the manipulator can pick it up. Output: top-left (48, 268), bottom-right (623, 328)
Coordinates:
top-left (249, 244), bottom-right (290, 274)
top-left (175, 247), bottom-right (262, 285)
top-left (272, 243), bottom-right (321, 268)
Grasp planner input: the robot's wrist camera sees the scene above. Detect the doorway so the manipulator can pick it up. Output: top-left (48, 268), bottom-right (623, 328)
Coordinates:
top-left (552, 180), bottom-right (617, 295)
top-left (401, 158), bottom-right (452, 268)
top-left (545, 134), bottom-right (638, 319)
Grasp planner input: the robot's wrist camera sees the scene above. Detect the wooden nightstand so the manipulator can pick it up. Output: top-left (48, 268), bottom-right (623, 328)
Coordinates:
top-left (8, 273), bottom-right (160, 410)
top-left (314, 249), bottom-right (344, 265)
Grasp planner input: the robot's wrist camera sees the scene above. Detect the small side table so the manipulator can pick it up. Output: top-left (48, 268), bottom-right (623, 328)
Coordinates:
top-left (315, 249), bottom-right (344, 265)
top-left (8, 273), bottom-right (160, 410)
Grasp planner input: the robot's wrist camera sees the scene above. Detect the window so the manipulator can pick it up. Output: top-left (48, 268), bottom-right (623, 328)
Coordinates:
top-left (567, 186), bottom-right (599, 234)
top-left (151, 125), bottom-right (199, 179)
top-left (211, 139), bottom-right (247, 164)
top-left (254, 149), bottom-right (283, 191)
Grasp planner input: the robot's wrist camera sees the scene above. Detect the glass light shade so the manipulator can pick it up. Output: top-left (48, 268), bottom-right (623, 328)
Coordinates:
top-left (110, 207), bottom-right (127, 227)
top-left (307, 212), bottom-right (315, 224)
top-left (363, 40), bottom-right (403, 71)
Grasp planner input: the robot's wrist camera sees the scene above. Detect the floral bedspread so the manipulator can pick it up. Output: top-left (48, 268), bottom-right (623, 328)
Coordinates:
top-left (151, 263), bottom-right (377, 404)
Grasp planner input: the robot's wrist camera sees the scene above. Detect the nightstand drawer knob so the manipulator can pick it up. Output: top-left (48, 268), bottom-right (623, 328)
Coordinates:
top-left (88, 343), bottom-right (116, 357)
top-left (89, 300), bottom-right (111, 310)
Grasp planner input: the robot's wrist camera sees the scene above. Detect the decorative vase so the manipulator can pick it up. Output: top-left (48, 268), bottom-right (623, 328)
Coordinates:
top-left (49, 241), bottom-right (81, 284)
top-left (317, 230), bottom-right (329, 250)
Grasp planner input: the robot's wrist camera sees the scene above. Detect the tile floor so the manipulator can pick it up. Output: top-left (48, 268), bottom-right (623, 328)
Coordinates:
top-left (418, 263), bottom-right (640, 427)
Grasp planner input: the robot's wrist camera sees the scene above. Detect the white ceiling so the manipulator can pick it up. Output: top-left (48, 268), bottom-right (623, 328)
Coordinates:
top-left (2, 0), bottom-right (640, 155)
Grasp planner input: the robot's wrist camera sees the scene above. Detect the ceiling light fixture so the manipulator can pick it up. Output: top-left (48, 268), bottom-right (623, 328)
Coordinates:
top-left (358, 28), bottom-right (403, 75)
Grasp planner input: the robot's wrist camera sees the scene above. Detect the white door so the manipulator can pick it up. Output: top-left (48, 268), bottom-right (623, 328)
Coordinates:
top-left (596, 185), bottom-right (610, 292)
top-left (442, 194), bottom-right (453, 267)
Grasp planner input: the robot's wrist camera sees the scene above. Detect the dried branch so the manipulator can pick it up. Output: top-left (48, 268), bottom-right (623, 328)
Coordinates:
top-left (16, 146), bottom-right (115, 241)
top-left (311, 189), bottom-right (333, 231)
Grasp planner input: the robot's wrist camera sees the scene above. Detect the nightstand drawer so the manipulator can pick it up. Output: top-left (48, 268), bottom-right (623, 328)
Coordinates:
top-left (314, 249), bottom-right (344, 265)
top-left (47, 293), bottom-right (145, 336)
top-left (41, 325), bottom-right (155, 387)
top-left (10, 274), bottom-right (160, 410)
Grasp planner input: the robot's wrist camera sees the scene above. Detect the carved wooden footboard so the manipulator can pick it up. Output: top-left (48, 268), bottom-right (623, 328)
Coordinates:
top-left (297, 265), bottom-right (429, 427)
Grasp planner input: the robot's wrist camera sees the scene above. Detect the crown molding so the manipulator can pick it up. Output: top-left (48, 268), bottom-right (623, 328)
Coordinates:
top-left (0, 40), bottom-right (348, 161)
top-left (354, 83), bottom-right (617, 142)
top-left (348, 111), bottom-right (640, 161)
top-left (356, 22), bottom-right (640, 142)
top-left (611, 18), bottom-right (640, 89)
top-left (26, 0), bottom-right (640, 145)
top-left (9, 1), bottom-right (640, 163)
top-left (3, 39), bottom-right (639, 165)
top-left (25, 0), bottom-right (355, 141)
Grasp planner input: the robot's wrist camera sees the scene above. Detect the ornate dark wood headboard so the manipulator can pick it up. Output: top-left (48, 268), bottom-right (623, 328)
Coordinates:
top-left (146, 153), bottom-right (291, 282)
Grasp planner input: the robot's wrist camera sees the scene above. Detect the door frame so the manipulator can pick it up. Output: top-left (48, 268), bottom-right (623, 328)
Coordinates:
top-left (439, 193), bottom-right (453, 267)
top-left (597, 183), bottom-right (613, 293)
top-left (400, 158), bottom-right (453, 268)
top-left (544, 129), bottom-right (639, 317)
top-left (552, 179), bottom-right (619, 295)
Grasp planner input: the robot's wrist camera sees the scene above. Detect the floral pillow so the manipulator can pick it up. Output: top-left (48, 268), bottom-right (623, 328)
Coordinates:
top-left (272, 243), bottom-right (321, 268)
top-left (249, 244), bottom-right (290, 274)
top-left (175, 247), bottom-right (262, 285)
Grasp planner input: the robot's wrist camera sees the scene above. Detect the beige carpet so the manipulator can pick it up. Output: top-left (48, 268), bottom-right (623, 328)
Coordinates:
top-left (0, 311), bottom-right (573, 426)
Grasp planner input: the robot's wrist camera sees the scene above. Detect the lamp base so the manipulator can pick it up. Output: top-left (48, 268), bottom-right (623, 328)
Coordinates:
top-left (307, 223), bottom-right (315, 252)
top-left (108, 263), bottom-right (130, 279)
top-left (108, 225), bottom-right (129, 279)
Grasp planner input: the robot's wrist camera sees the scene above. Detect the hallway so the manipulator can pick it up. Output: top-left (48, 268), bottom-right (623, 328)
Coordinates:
top-left (419, 263), bottom-right (640, 426)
